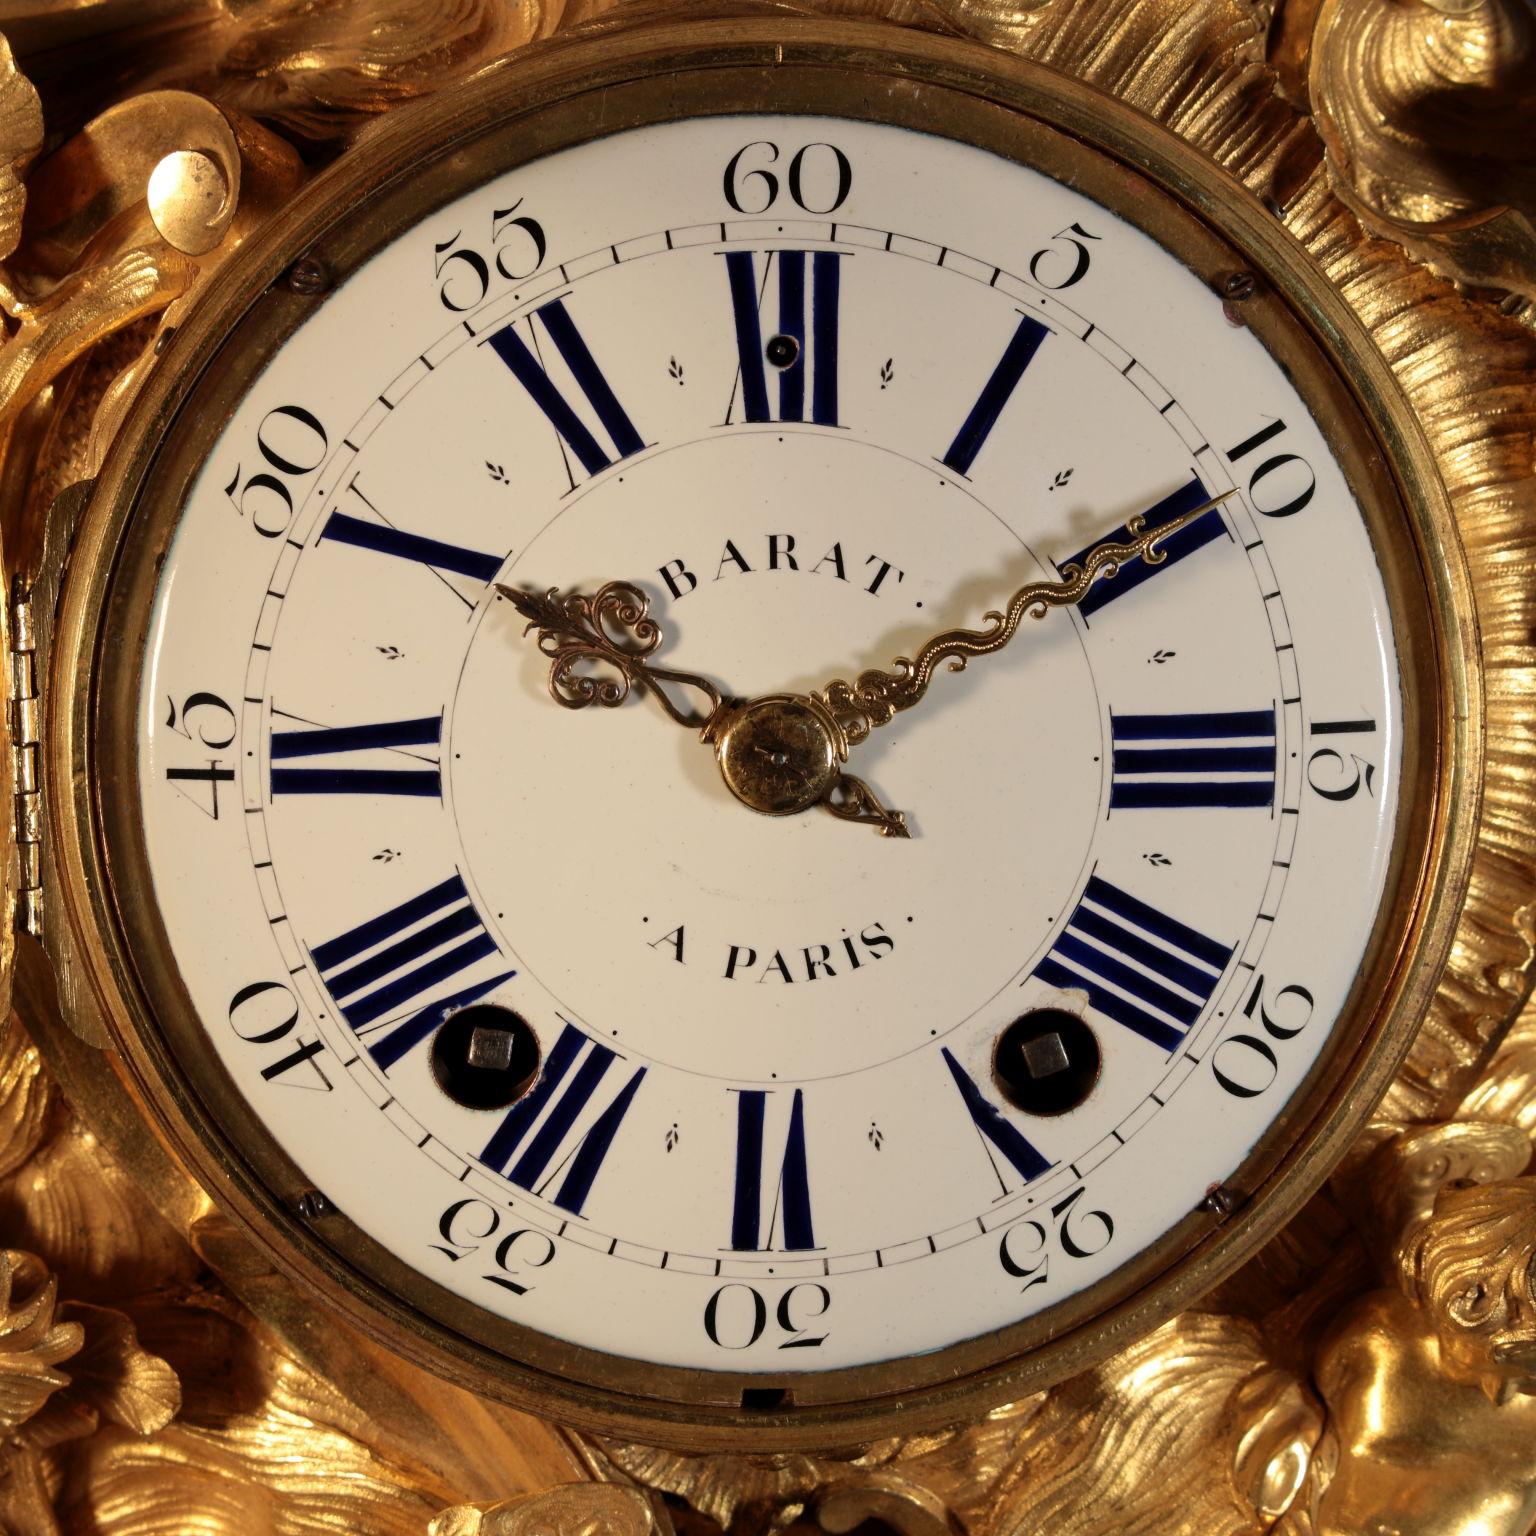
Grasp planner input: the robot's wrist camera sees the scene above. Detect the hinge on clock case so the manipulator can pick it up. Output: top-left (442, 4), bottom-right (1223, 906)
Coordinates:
top-left (9, 579), bottom-right (41, 939)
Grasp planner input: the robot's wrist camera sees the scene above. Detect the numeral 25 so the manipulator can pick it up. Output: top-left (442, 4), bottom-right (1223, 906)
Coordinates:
top-left (998, 1185), bottom-right (1114, 1293)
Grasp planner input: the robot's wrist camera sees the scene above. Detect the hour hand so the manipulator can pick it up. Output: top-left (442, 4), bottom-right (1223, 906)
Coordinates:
top-left (497, 580), bottom-right (727, 731)
top-left (500, 580), bottom-right (910, 835)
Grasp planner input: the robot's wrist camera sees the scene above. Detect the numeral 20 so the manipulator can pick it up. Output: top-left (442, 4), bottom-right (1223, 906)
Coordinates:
top-left (433, 1199), bottom-right (556, 1297)
top-left (703, 1282), bottom-right (829, 1350)
top-left (998, 1185), bottom-right (1114, 1293)
top-left (1211, 974), bottom-right (1316, 1098)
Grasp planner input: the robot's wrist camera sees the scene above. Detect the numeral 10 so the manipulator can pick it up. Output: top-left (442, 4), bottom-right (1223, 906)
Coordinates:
top-left (1226, 416), bottom-right (1315, 519)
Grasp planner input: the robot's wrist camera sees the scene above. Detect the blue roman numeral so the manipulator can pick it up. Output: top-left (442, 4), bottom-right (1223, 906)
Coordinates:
top-left (320, 512), bottom-right (503, 585)
top-left (1110, 708), bottom-right (1276, 809)
top-left (1034, 876), bottom-right (1233, 1053)
top-left (310, 873), bottom-right (513, 1071)
top-left (479, 1021), bottom-right (644, 1216)
top-left (941, 1048), bottom-right (1050, 1183)
top-left (486, 298), bottom-right (645, 479)
top-left (271, 715), bottom-right (442, 798)
top-left (940, 313), bottom-right (1050, 475)
top-left (730, 1088), bottom-right (815, 1251)
top-left (724, 250), bottom-right (841, 427)
top-left (1059, 474), bottom-right (1227, 619)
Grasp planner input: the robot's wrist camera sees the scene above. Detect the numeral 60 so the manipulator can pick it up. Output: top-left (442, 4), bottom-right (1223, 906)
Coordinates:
top-left (723, 141), bottom-right (852, 216)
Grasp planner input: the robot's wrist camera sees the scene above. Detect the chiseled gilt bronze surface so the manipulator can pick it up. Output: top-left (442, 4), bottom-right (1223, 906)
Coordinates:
top-left (0, 0), bottom-right (1531, 1531)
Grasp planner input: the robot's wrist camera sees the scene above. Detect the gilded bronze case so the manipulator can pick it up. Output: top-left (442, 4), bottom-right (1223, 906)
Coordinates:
top-left (46, 18), bottom-right (1476, 1449)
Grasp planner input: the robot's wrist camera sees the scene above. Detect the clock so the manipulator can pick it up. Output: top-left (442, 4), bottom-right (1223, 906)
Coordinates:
top-left (43, 14), bottom-right (1475, 1452)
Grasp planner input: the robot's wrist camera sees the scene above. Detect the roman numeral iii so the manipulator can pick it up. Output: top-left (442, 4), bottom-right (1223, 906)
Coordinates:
top-left (1109, 708), bottom-right (1276, 809)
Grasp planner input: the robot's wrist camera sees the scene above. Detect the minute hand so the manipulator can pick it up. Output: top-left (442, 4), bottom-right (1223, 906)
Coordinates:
top-left (814, 495), bottom-right (1230, 747)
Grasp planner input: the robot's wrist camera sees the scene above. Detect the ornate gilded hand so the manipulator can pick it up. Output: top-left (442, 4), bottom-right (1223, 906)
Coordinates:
top-left (495, 580), bottom-right (727, 731)
top-left (501, 496), bottom-right (1229, 838)
top-left (811, 495), bottom-right (1231, 748)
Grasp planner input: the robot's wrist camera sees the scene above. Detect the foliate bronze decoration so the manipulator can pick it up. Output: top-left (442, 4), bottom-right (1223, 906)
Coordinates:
top-left (0, 0), bottom-right (1533, 1533)
top-left (1284, 1124), bottom-right (1536, 1536)
top-left (604, 1314), bottom-right (1325, 1535)
top-left (0, 32), bottom-right (39, 262)
top-left (0, 82), bottom-right (301, 580)
top-left (430, 1484), bottom-right (662, 1535)
top-left (1294, 0), bottom-right (1536, 327)
top-left (508, 508), bottom-right (1210, 838)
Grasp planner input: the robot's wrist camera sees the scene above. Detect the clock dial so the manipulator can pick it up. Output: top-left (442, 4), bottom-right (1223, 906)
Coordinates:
top-left (133, 111), bottom-right (1408, 1385)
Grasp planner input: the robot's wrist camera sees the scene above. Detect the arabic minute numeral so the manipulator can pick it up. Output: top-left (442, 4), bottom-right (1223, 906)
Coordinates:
top-left (433, 199), bottom-right (548, 311)
top-left (163, 689), bottom-right (237, 818)
top-left (1224, 415), bottom-right (1316, 518)
top-left (722, 140), bottom-right (852, 215)
top-left (998, 1185), bottom-right (1115, 1292)
top-left (432, 1198), bottom-right (556, 1297)
top-left (1306, 716), bottom-right (1379, 802)
top-left (223, 403), bottom-right (329, 541)
top-left (703, 1282), bottom-right (830, 1350)
top-left (227, 980), bottom-right (331, 1091)
top-left (1027, 221), bottom-right (1101, 291)
top-left (1210, 975), bottom-right (1316, 1098)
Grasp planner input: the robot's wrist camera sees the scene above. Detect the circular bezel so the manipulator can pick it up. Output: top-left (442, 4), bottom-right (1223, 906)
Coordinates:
top-left (49, 17), bottom-right (1475, 1449)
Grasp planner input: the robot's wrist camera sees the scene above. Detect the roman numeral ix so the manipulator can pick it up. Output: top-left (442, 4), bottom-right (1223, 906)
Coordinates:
top-left (271, 714), bottom-right (442, 798)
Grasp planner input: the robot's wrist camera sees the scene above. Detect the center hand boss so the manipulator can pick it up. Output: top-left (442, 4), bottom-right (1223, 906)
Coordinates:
top-left (500, 495), bottom-right (1230, 837)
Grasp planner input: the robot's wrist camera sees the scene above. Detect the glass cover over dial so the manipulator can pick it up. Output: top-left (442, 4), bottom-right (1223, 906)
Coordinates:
top-left (136, 115), bottom-right (1403, 1376)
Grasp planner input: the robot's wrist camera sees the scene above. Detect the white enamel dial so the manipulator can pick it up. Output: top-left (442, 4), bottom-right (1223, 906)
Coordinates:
top-left (136, 115), bottom-right (1402, 1375)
